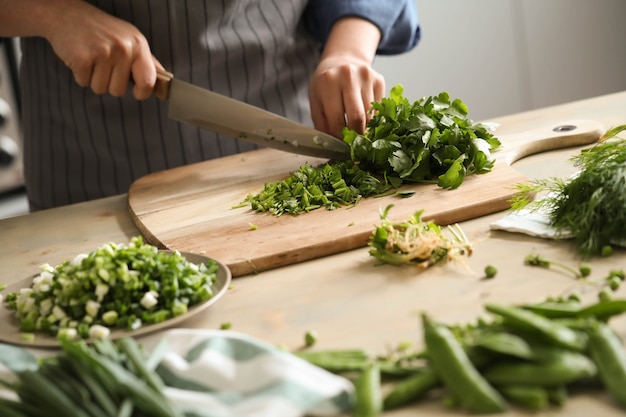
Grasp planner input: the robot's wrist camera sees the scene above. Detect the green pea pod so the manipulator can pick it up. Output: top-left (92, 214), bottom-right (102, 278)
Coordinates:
top-left (587, 321), bottom-right (626, 408)
top-left (547, 386), bottom-right (568, 406)
top-left (483, 350), bottom-right (597, 387)
top-left (485, 303), bottom-right (588, 351)
top-left (296, 349), bottom-right (371, 373)
top-left (522, 301), bottom-right (582, 319)
top-left (383, 369), bottom-right (439, 410)
top-left (422, 313), bottom-right (508, 414)
top-left (577, 299), bottom-right (626, 322)
top-left (498, 385), bottom-right (549, 411)
top-left (472, 331), bottom-right (534, 360)
top-left (353, 362), bottom-right (382, 417)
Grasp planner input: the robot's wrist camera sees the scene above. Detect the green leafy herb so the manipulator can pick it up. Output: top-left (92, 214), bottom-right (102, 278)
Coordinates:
top-left (344, 86), bottom-right (501, 190)
top-left (368, 204), bottom-right (472, 268)
top-left (242, 86), bottom-right (500, 216)
top-left (511, 125), bottom-right (626, 257)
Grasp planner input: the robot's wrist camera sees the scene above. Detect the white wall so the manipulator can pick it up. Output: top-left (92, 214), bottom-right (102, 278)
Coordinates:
top-left (374, 0), bottom-right (626, 122)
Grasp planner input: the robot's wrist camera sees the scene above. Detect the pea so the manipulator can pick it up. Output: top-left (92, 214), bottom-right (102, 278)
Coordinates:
top-left (587, 321), bottom-right (626, 408)
top-left (422, 313), bottom-right (508, 414)
top-left (579, 263), bottom-right (592, 278)
top-left (599, 288), bottom-right (612, 302)
top-left (608, 276), bottom-right (622, 291)
top-left (484, 265), bottom-right (498, 279)
top-left (601, 245), bottom-right (613, 257)
top-left (304, 330), bottom-right (318, 347)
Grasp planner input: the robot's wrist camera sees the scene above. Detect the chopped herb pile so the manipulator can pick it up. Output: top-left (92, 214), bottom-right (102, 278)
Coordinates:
top-left (4, 236), bottom-right (218, 340)
top-left (242, 86), bottom-right (501, 216)
top-left (511, 125), bottom-right (626, 257)
top-left (368, 204), bottom-right (472, 268)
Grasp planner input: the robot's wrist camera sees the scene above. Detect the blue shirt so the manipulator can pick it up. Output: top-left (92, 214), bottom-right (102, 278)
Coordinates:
top-left (305, 0), bottom-right (420, 55)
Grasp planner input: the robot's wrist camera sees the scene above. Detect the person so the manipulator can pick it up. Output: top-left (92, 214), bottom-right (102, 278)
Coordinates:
top-left (0, 0), bottom-right (420, 211)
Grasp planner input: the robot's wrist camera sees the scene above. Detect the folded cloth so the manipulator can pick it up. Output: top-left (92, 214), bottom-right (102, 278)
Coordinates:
top-left (490, 206), bottom-right (626, 247)
top-left (489, 206), bottom-right (573, 240)
top-left (153, 329), bottom-right (354, 417)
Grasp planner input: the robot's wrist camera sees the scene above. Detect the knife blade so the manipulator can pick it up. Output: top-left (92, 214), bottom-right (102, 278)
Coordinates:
top-left (153, 70), bottom-right (350, 160)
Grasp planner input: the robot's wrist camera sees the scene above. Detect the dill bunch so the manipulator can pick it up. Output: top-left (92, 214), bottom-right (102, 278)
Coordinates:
top-left (510, 125), bottom-right (626, 257)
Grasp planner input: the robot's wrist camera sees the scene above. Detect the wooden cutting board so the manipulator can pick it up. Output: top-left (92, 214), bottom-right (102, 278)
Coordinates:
top-left (128, 120), bottom-right (603, 277)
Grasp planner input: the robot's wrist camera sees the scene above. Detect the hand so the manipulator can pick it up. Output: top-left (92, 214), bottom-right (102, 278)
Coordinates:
top-left (309, 55), bottom-right (385, 138)
top-left (308, 17), bottom-right (384, 139)
top-left (45, 1), bottom-right (158, 100)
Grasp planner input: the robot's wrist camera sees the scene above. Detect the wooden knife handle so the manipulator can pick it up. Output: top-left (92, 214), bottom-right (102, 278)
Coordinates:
top-left (153, 70), bottom-right (174, 100)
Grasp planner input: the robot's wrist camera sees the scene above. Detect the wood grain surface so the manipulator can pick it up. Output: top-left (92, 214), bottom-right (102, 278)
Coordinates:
top-left (128, 119), bottom-right (603, 277)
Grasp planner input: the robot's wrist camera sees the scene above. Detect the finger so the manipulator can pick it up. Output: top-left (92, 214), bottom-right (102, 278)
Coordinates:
top-left (367, 74), bottom-right (386, 123)
top-left (108, 61), bottom-right (132, 97)
top-left (309, 92), bottom-right (331, 136)
top-left (130, 52), bottom-right (158, 100)
top-left (342, 70), bottom-right (367, 134)
top-left (316, 77), bottom-right (348, 138)
top-left (90, 60), bottom-right (115, 95)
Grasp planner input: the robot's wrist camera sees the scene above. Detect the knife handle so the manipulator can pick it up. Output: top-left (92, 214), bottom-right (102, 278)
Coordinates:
top-left (153, 70), bottom-right (174, 100)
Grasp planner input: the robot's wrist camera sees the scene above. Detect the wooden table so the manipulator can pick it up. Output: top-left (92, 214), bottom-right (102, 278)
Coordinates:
top-left (2, 91), bottom-right (626, 416)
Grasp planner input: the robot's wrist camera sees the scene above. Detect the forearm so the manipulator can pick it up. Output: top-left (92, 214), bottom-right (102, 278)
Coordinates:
top-left (320, 17), bottom-right (381, 64)
top-left (0, 0), bottom-right (84, 38)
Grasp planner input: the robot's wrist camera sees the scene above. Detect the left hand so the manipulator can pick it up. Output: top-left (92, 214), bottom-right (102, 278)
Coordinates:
top-left (309, 55), bottom-right (385, 139)
top-left (308, 17), bottom-right (384, 139)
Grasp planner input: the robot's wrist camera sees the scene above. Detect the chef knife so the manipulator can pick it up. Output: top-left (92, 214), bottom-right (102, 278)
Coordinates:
top-left (153, 70), bottom-right (350, 160)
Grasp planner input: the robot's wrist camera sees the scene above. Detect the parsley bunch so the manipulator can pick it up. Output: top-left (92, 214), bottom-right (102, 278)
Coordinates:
top-left (242, 86), bottom-right (501, 215)
top-left (344, 85), bottom-right (501, 189)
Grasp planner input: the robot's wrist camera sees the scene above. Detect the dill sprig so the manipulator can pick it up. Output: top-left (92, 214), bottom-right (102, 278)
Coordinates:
top-left (511, 125), bottom-right (626, 257)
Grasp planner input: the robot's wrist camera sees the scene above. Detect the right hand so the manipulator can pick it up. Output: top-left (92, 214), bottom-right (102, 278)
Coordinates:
top-left (45, 0), bottom-right (158, 100)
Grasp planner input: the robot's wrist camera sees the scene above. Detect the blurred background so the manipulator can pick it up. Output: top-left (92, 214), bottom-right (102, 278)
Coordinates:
top-left (374, 0), bottom-right (626, 121)
top-left (2, 0), bottom-right (626, 219)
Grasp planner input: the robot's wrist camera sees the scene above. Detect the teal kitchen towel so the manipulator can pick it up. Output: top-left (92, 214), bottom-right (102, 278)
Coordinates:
top-left (153, 329), bottom-right (354, 417)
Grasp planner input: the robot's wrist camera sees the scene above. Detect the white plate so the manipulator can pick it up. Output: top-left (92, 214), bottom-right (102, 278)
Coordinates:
top-left (0, 252), bottom-right (232, 348)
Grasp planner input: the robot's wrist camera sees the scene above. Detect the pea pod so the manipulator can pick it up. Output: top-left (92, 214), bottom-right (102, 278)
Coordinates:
top-left (498, 385), bottom-right (549, 411)
top-left (485, 303), bottom-right (587, 351)
top-left (522, 301), bottom-right (582, 319)
top-left (422, 313), bottom-right (508, 414)
top-left (587, 321), bottom-right (626, 408)
top-left (383, 369), bottom-right (439, 410)
top-left (547, 386), bottom-right (568, 406)
top-left (471, 331), bottom-right (534, 360)
top-left (295, 349), bottom-right (371, 373)
top-left (483, 350), bottom-right (597, 387)
top-left (353, 362), bottom-right (382, 417)
top-left (577, 299), bottom-right (626, 322)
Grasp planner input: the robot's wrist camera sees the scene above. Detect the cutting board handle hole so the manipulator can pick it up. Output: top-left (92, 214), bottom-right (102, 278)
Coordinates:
top-left (553, 124), bottom-right (577, 132)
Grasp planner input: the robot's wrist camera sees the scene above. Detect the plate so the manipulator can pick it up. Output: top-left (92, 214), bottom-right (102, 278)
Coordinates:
top-left (0, 252), bottom-right (232, 348)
